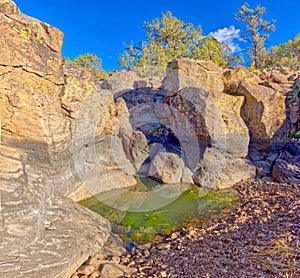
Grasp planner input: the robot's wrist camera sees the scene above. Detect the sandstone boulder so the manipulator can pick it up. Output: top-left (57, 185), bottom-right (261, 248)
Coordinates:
top-left (0, 0), bottom-right (20, 14)
top-left (193, 148), bottom-right (256, 189)
top-left (148, 152), bottom-right (187, 184)
top-left (223, 67), bottom-right (295, 176)
top-left (118, 120), bottom-right (149, 171)
top-left (101, 71), bottom-right (163, 96)
top-left (265, 69), bottom-right (289, 84)
top-left (215, 93), bottom-right (249, 157)
top-left (70, 134), bottom-right (137, 200)
top-left (100, 263), bottom-right (136, 278)
top-left (289, 78), bottom-right (300, 128)
top-left (163, 58), bottom-right (224, 97)
top-left (0, 2), bottom-right (69, 166)
top-left (237, 80), bottom-right (290, 175)
top-left (271, 78), bottom-right (300, 182)
top-left (167, 86), bottom-right (255, 188)
top-left (101, 71), bottom-right (140, 94)
top-left (0, 3), bottom-right (127, 278)
top-left (62, 64), bottom-right (142, 199)
top-left (223, 66), bottom-right (261, 95)
top-left (62, 65), bottom-right (127, 137)
top-left (272, 140), bottom-right (300, 183)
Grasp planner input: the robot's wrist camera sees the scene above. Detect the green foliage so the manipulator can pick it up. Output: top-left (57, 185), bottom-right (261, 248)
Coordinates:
top-left (190, 36), bottom-right (243, 67)
top-left (288, 131), bottom-right (300, 140)
top-left (260, 34), bottom-right (300, 70)
top-left (119, 11), bottom-right (240, 73)
top-left (66, 53), bottom-right (108, 81)
top-left (144, 11), bottom-right (202, 59)
top-left (235, 2), bottom-right (276, 69)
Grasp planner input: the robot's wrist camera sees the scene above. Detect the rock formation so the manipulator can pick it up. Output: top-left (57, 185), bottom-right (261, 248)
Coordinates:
top-left (0, 1), bottom-right (118, 277)
top-left (102, 58), bottom-right (299, 188)
top-left (272, 78), bottom-right (300, 183)
top-left (0, 1), bottom-right (299, 277)
top-left (163, 60), bottom-right (256, 188)
top-left (272, 140), bottom-right (300, 183)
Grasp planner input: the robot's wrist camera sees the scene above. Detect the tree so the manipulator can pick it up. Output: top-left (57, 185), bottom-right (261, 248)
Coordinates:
top-left (66, 53), bottom-right (108, 81)
top-left (190, 36), bottom-right (243, 67)
top-left (260, 34), bottom-right (300, 70)
top-left (144, 11), bottom-right (202, 60)
top-left (119, 11), bottom-right (202, 72)
top-left (235, 2), bottom-right (276, 69)
top-left (119, 11), bottom-right (239, 72)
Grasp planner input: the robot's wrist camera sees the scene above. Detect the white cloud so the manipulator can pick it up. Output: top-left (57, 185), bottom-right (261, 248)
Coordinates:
top-left (209, 25), bottom-right (242, 52)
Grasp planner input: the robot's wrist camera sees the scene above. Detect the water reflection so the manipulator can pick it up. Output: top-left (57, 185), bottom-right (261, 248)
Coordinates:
top-left (80, 177), bottom-right (240, 244)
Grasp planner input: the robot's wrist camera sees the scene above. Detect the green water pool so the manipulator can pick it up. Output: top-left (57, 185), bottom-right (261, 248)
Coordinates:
top-left (79, 177), bottom-right (240, 244)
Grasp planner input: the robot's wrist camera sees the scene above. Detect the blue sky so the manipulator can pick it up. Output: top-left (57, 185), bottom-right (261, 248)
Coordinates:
top-left (14, 0), bottom-right (300, 71)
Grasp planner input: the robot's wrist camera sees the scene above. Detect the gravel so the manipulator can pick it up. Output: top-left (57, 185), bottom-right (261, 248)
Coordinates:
top-left (73, 179), bottom-right (300, 278)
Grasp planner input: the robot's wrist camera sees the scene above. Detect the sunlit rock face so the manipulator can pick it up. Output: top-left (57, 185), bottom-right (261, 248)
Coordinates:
top-left (152, 59), bottom-right (255, 188)
top-left (223, 66), bottom-right (296, 177)
top-left (0, 1), bottom-right (299, 276)
top-left (272, 78), bottom-right (300, 183)
top-left (0, 0), bottom-right (68, 166)
top-left (0, 2), bottom-right (112, 277)
top-left (163, 58), bottom-right (224, 98)
top-left (0, 0), bottom-right (20, 14)
top-left (110, 58), bottom-right (299, 188)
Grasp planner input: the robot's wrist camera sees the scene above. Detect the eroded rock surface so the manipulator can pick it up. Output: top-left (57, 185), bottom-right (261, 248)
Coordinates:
top-left (272, 140), bottom-right (300, 183)
top-left (149, 152), bottom-right (186, 184)
top-left (0, 3), bottom-right (69, 166)
top-left (0, 2), bottom-right (113, 277)
top-left (0, 145), bottom-right (111, 278)
top-left (223, 66), bottom-right (295, 176)
top-left (1, 2), bottom-right (299, 277)
top-left (164, 63), bottom-right (256, 188)
top-left (163, 58), bottom-right (224, 97)
top-left (113, 58), bottom-right (299, 187)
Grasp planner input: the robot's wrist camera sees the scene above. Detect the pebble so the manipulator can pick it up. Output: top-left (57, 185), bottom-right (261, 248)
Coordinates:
top-left (136, 258), bottom-right (146, 264)
top-left (160, 250), bottom-right (169, 255)
top-left (160, 271), bottom-right (167, 277)
top-left (89, 270), bottom-right (101, 278)
top-left (144, 249), bottom-right (150, 257)
top-left (111, 256), bottom-right (121, 264)
top-left (77, 264), bottom-right (95, 275)
top-left (127, 261), bottom-right (136, 267)
top-left (131, 247), bottom-right (136, 255)
top-left (157, 242), bottom-right (171, 250)
top-left (137, 243), bottom-right (151, 250)
top-left (170, 232), bottom-right (178, 239)
top-left (136, 251), bottom-right (143, 258)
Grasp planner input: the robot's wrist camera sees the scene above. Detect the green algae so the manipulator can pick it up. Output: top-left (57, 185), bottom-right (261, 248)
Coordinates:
top-left (79, 178), bottom-right (240, 244)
